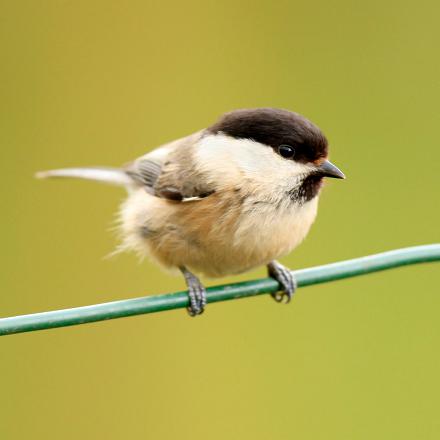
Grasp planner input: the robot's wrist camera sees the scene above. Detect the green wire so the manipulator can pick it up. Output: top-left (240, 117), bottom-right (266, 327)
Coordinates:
top-left (0, 244), bottom-right (439, 336)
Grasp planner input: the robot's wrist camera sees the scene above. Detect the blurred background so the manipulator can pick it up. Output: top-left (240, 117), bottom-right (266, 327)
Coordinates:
top-left (1, 0), bottom-right (439, 438)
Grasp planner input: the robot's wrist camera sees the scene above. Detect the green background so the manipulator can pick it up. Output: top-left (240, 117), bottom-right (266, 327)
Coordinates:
top-left (1, 1), bottom-right (439, 438)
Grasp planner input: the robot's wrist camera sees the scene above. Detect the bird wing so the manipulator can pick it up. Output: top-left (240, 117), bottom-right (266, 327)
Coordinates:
top-left (125, 130), bottom-right (215, 201)
top-left (37, 131), bottom-right (215, 202)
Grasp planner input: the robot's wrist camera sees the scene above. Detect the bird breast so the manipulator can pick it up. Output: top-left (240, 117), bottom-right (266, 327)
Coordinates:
top-left (120, 187), bottom-right (319, 278)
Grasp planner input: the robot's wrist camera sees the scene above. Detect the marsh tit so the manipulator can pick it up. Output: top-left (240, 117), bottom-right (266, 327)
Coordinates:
top-left (38, 108), bottom-right (345, 316)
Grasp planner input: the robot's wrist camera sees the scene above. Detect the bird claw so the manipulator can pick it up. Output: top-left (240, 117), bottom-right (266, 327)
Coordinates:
top-left (267, 260), bottom-right (297, 304)
top-left (186, 283), bottom-right (206, 316)
top-left (180, 267), bottom-right (207, 316)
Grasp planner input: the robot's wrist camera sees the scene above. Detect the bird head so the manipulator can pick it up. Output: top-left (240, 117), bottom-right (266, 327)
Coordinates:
top-left (196, 108), bottom-right (344, 204)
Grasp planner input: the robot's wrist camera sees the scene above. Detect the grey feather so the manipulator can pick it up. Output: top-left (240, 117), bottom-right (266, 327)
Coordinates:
top-left (125, 159), bottom-right (162, 189)
top-left (36, 167), bottom-right (133, 187)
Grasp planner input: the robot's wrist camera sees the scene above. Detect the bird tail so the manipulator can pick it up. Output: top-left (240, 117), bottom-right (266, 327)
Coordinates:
top-left (36, 167), bottom-right (133, 187)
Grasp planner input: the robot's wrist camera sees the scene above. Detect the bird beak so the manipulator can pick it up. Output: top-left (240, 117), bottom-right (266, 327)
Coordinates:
top-left (317, 159), bottom-right (345, 179)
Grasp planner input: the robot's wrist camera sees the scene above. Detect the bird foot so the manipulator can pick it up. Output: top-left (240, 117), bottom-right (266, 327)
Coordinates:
top-left (267, 260), bottom-right (297, 304)
top-left (180, 267), bottom-right (207, 316)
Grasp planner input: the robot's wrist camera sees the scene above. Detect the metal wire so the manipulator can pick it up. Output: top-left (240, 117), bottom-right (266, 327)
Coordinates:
top-left (0, 244), bottom-right (439, 336)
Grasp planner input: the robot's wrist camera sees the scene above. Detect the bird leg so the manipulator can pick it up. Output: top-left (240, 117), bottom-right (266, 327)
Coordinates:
top-left (180, 267), bottom-right (207, 316)
top-left (267, 260), bottom-right (297, 304)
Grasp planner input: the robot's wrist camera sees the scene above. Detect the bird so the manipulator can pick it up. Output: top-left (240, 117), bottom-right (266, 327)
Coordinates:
top-left (37, 108), bottom-right (345, 316)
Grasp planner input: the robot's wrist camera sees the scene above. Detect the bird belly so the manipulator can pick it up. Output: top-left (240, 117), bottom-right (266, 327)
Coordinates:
top-left (119, 189), bottom-right (318, 277)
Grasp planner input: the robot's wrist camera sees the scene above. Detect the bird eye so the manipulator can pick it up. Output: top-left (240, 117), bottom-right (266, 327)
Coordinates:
top-left (278, 144), bottom-right (295, 159)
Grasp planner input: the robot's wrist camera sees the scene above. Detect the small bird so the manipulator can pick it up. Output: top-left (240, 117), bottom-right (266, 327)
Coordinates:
top-left (37, 108), bottom-right (345, 316)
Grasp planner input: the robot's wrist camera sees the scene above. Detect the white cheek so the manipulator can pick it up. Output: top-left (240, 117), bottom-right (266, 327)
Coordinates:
top-left (194, 134), bottom-right (312, 192)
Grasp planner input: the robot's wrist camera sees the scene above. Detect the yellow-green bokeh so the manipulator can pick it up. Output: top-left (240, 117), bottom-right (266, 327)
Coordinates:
top-left (1, 1), bottom-right (439, 438)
